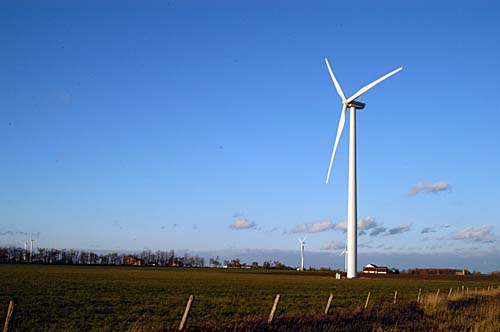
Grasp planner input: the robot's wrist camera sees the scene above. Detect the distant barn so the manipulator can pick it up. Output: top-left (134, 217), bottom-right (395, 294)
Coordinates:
top-left (362, 264), bottom-right (389, 274)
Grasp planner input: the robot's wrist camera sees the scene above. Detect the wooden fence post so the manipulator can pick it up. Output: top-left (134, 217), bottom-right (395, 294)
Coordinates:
top-left (434, 289), bottom-right (440, 306)
top-left (178, 295), bottom-right (194, 331)
top-left (393, 290), bottom-right (398, 304)
top-left (268, 294), bottom-right (281, 323)
top-left (417, 288), bottom-right (422, 303)
top-left (364, 292), bottom-right (371, 309)
top-left (324, 293), bottom-right (333, 314)
top-left (448, 288), bottom-right (453, 298)
top-left (461, 285), bottom-right (464, 294)
top-left (3, 300), bottom-right (14, 332)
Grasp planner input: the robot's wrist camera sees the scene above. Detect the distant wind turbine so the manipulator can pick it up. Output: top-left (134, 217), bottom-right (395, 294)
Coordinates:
top-left (23, 240), bottom-right (28, 262)
top-left (324, 57), bottom-right (402, 278)
top-left (339, 243), bottom-right (347, 273)
top-left (30, 237), bottom-right (35, 263)
top-left (299, 236), bottom-right (307, 271)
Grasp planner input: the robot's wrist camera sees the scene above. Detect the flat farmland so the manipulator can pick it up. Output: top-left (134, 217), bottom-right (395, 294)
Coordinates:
top-left (0, 265), bottom-right (498, 331)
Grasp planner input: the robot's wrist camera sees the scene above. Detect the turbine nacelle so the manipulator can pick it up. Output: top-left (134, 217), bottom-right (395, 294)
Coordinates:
top-left (344, 100), bottom-right (365, 110)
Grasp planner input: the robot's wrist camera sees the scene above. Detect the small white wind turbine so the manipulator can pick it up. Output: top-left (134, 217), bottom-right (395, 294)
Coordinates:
top-left (339, 243), bottom-right (348, 273)
top-left (30, 237), bottom-right (35, 263)
top-left (324, 57), bottom-right (402, 278)
top-left (23, 240), bottom-right (28, 262)
top-left (299, 236), bottom-right (307, 271)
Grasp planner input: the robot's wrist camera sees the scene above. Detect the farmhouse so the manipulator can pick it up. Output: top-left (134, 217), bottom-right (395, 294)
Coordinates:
top-left (362, 263), bottom-right (389, 274)
top-left (126, 256), bottom-right (144, 266)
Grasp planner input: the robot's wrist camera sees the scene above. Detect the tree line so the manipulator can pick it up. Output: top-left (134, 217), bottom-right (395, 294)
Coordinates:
top-left (0, 246), bottom-right (300, 270)
top-left (0, 246), bottom-right (205, 267)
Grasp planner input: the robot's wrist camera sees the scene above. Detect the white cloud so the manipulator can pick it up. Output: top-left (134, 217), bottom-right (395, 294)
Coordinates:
top-left (334, 220), bottom-right (347, 231)
top-left (410, 181), bottom-right (450, 195)
top-left (229, 219), bottom-right (256, 230)
top-left (359, 216), bottom-right (377, 230)
top-left (451, 226), bottom-right (496, 243)
top-left (386, 224), bottom-right (411, 236)
top-left (320, 241), bottom-right (345, 250)
top-left (310, 221), bottom-right (335, 233)
top-left (291, 220), bottom-right (335, 234)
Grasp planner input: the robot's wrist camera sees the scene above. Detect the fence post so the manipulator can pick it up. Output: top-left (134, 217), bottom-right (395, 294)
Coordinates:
top-left (268, 294), bottom-right (281, 323)
top-left (364, 292), bottom-right (371, 309)
top-left (417, 288), bottom-right (422, 303)
top-left (393, 290), bottom-right (398, 304)
top-left (462, 285), bottom-right (464, 294)
top-left (448, 288), bottom-right (453, 298)
top-left (3, 300), bottom-right (14, 332)
top-left (178, 295), bottom-right (194, 331)
top-left (324, 293), bottom-right (333, 314)
top-left (434, 289), bottom-right (440, 306)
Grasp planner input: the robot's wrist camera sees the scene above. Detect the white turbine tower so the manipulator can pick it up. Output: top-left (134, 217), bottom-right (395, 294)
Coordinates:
top-left (324, 57), bottom-right (402, 279)
top-left (299, 236), bottom-right (307, 271)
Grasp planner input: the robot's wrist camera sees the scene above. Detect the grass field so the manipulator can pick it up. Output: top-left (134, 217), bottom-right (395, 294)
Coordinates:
top-left (1, 265), bottom-right (499, 331)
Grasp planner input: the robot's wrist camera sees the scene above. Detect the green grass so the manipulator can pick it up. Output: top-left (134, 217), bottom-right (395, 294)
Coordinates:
top-left (0, 265), bottom-right (498, 332)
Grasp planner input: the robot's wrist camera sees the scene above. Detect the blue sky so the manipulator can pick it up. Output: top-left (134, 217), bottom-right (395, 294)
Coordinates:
top-left (1, 1), bottom-right (500, 268)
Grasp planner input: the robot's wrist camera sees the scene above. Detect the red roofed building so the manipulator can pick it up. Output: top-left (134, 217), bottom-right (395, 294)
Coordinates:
top-left (363, 263), bottom-right (389, 274)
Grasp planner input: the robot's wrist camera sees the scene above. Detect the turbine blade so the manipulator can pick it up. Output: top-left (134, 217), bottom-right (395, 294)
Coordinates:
top-left (326, 104), bottom-right (347, 184)
top-left (345, 67), bottom-right (403, 104)
top-left (325, 58), bottom-right (346, 102)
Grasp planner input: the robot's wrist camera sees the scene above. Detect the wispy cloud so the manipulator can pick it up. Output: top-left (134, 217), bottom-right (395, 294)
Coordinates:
top-left (229, 219), bottom-right (256, 230)
top-left (421, 224), bottom-right (452, 234)
top-left (451, 226), bottom-right (496, 243)
top-left (370, 227), bottom-right (387, 236)
top-left (421, 227), bottom-right (437, 234)
top-left (386, 224), bottom-right (411, 236)
top-left (320, 241), bottom-right (345, 250)
top-left (291, 220), bottom-right (335, 234)
top-left (359, 242), bottom-right (385, 249)
top-left (409, 181), bottom-right (450, 195)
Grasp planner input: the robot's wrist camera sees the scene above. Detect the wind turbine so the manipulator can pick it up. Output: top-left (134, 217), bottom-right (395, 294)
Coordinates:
top-left (23, 240), bottom-right (28, 262)
top-left (339, 243), bottom-right (347, 273)
top-left (324, 57), bottom-right (402, 278)
top-left (299, 236), bottom-right (307, 271)
top-left (30, 237), bottom-right (35, 263)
